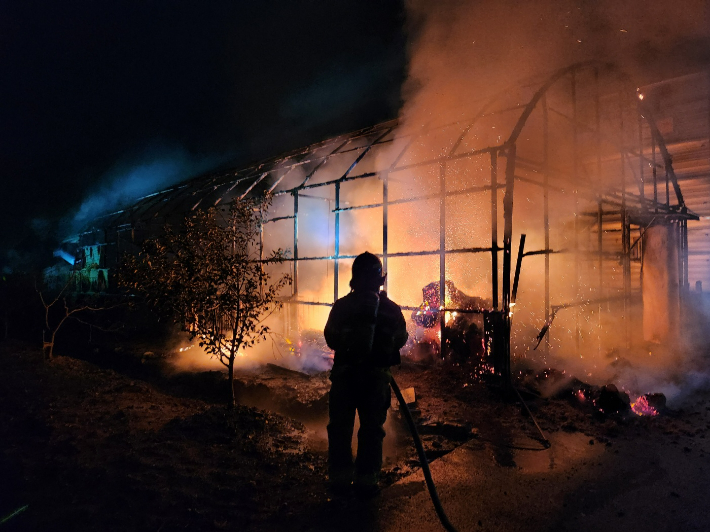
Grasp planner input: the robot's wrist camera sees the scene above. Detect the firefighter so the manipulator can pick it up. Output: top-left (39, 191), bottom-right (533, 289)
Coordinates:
top-left (324, 251), bottom-right (408, 498)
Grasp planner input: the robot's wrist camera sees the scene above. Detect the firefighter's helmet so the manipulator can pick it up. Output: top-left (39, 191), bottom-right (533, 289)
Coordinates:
top-left (350, 251), bottom-right (385, 290)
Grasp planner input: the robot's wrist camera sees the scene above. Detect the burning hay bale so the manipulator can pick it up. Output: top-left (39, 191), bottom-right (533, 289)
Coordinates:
top-left (523, 368), bottom-right (667, 418)
top-left (631, 393), bottom-right (666, 416)
top-left (409, 280), bottom-right (489, 362)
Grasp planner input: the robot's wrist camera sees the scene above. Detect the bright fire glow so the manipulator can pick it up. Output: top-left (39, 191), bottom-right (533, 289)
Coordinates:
top-left (179, 336), bottom-right (248, 359)
top-left (631, 395), bottom-right (658, 416)
top-left (444, 310), bottom-right (458, 324)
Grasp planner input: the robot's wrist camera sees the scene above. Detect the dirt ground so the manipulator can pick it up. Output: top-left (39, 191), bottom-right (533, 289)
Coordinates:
top-left (2, 339), bottom-right (709, 531)
top-left (0, 340), bottom-right (330, 532)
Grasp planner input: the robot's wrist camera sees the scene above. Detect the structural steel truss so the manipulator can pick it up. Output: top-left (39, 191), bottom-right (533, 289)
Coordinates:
top-left (79, 62), bottom-right (698, 381)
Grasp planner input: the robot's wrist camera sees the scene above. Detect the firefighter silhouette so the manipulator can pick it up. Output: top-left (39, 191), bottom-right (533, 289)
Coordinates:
top-left (324, 251), bottom-right (408, 497)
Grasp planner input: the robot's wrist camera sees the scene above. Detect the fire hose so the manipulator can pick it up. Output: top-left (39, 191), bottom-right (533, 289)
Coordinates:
top-left (334, 290), bottom-right (458, 529)
top-left (391, 375), bottom-right (550, 532)
top-left (382, 234), bottom-right (554, 530)
top-left (390, 376), bottom-right (459, 532)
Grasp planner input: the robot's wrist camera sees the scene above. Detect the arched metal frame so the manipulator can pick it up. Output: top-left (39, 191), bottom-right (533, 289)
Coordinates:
top-left (77, 62), bottom-right (698, 382)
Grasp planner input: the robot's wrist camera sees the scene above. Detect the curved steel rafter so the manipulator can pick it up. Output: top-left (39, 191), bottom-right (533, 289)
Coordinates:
top-left (70, 63), bottom-right (696, 380)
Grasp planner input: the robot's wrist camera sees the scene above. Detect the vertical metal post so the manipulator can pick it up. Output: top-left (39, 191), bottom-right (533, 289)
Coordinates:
top-left (677, 219), bottom-right (684, 300)
top-left (542, 95), bottom-right (550, 354)
top-left (597, 201), bottom-right (603, 314)
top-left (259, 212), bottom-right (264, 298)
top-left (383, 171), bottom-right (389, 291)
top-left (595, 201), bottom-right (604, 357)
top-left (595, 68), bottom-right (602, 194)
top-left (665, 168), bottom-right (671, 207)
top-left (683, 219), bottom-right (689, 294)
top-left (512, 234), bottom-right (526, 306)
top-left (439, 162), bottom-right (447, 352)
top-left (505, 233), bottom-right (526, 390)
top-left (639, 111), bottom-right (645, 208)
top-left (595, 69), bottom-right (603, 353)
top-left (502, 142), bottom-right (517, 387)
top-left (291, 191), bottom-right (299, 339)
top-left (621, 90), bottom-right (630, 347)
top-left (293, 191), bottom-right (299, 296)
top-left (572, 72), bottom-right (580, 354)
top-left (334, 182), bottom-right (340, 302)
top-left (673, 220), bottom-right (685, 298)
top-left (677, 220), bottom-right (685, 339)
top-left (621, 153), bottom-right (630, 347)
top-left (652, 133), bottom-right (658, 213)
top-left (683, 219), bottom-right (688, 294)
top-left (491, 151), bottom-right (499, 310)
top-left (502, 147), bottom-right (515, 311)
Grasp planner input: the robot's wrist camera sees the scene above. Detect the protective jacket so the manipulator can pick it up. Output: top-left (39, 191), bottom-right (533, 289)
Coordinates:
top-left (324, 290), bottom-right (408, 368)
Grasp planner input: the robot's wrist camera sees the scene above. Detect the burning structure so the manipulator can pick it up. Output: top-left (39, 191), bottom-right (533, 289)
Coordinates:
top-left (57, 63), bottom-right (710, 384)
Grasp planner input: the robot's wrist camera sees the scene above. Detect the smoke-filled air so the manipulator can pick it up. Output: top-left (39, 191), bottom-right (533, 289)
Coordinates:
top-left (383, 0), bottom-right (710, 403)
top-left (174, 0), bottom-right (710, 406)
top-left (67, 146), bottom-right (227, 238)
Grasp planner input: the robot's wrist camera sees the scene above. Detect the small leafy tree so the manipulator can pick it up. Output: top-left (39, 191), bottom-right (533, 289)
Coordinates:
top-left (120, 196), bottom-right (291, 406)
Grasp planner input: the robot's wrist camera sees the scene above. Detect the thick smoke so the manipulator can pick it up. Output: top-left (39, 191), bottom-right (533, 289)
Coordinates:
top-left (402, 0), bottom-right (709, 125)
top-left (382, 0), bottom-right (710, 404)
top-left (173, 1), bottom-right (710, 404)
top-left (65, 145), bottom-right (227, 238)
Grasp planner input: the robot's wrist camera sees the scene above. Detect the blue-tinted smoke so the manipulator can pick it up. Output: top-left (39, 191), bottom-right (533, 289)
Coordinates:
top-left (68, 146), bottom-right (227, 236)
top-left (52, 249), bottom-right (76, 265)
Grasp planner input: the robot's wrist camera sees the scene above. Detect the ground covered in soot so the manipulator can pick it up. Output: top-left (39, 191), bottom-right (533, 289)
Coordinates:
top-left (2, 339), bottom-right (710, 531)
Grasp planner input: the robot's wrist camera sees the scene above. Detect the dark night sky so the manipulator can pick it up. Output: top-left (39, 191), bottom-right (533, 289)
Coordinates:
top-left (0, 0), bottom-right (406, 267)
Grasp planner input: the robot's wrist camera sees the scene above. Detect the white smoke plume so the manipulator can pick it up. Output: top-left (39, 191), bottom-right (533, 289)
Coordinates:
top-left (171, 1), bottom-right (710, 406)
top-left (385, 0), bottom-right (710, 403)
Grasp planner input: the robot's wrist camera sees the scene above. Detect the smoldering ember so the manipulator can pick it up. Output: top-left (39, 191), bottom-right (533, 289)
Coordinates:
top-left (2, 3), bottom-right (710, 532)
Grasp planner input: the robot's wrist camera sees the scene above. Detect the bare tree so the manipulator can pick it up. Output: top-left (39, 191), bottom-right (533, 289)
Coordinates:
top-left (120, 196), bottom-right (291, 407)
top-left (38, 275), bottom-right (110, 359)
